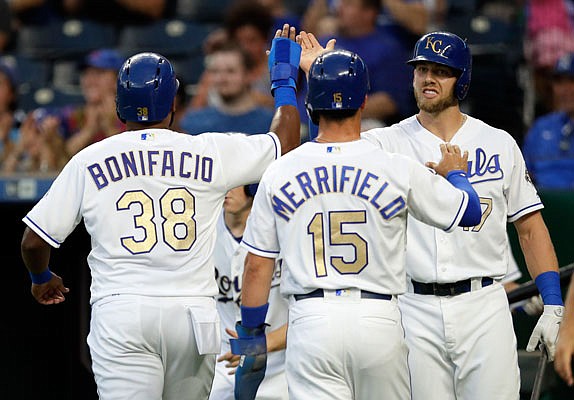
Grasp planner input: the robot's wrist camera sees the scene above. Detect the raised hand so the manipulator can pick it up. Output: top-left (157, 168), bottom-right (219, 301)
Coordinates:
top-left (296, 31), bottom-right (336, 75)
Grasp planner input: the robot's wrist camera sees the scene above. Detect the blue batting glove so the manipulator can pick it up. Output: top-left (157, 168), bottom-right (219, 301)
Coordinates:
top-left (268, 37), bottom-right (301, 94)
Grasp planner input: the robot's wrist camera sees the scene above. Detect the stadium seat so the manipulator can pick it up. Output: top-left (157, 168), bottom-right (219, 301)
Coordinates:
top-left (18, 85), bottom-right (84, 113)
top-left (0, 54), bottom-right (52, 89)
top-left (16, 18), bottom-right (117, 61)
top-left (176, 0), bottom-right (234, 23)
top-left (117, 19), bottom-right (217, 59)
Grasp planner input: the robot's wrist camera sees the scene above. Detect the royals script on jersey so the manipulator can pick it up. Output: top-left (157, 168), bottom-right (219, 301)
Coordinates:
top-left (362, 115), bottom-right (543, 282)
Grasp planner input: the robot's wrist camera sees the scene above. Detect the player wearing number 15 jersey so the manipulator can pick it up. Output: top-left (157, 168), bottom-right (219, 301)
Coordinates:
top-left (231, 48), bottom-right (481, 400)
top-left (19, 24), bottom-right (301, 400)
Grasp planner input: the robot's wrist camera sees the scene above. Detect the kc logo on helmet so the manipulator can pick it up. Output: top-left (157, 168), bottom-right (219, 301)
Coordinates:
top-left (424, 37), bottom-right (452, 59)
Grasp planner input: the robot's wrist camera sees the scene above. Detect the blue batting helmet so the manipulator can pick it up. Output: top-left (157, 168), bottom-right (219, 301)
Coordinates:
top-left (116, 52), bottom-right (179, 123)
top-left (407, 31), bottom-right (472, 101)
top-left (305, 49), bottom-right (370, 125)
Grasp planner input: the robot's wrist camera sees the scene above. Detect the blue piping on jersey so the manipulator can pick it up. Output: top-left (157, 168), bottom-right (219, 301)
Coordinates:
top-left (23, 216), bottom-right (61, 247)
top-left (507, 202), bottom-right (543, 220)
top-left (241, 240), bottom-right (280, 256)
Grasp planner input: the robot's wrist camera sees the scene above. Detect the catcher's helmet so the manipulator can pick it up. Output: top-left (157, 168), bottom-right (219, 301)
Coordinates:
top-left (116, 52), bottom-right (179, 123)
top-left (407, 31), bottom-right (472, 100)
top-left (305, 49), bottom-right (370, 125)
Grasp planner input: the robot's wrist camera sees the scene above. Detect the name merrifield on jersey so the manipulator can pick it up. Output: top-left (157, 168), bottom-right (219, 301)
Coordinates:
top-left (272, 164), bottom-right (406, 222)
top-left (87, 150), bottom-right (214, 189)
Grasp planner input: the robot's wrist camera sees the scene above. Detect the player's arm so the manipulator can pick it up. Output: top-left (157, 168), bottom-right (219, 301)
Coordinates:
top-left (426, 143), bottom-right (481, 227)
top-left (515, 211), bottom-right (564, 361)
top-left (21, 227), bottom-right (69, 305)
top-left (230, 252), bottom-right (276, 400)
top-left (268, 24), bottom-right (302, 155)
top-left (555, 274), bottom-right (574, 386)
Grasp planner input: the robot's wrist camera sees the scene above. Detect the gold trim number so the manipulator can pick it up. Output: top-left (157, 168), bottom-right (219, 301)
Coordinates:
top-left (116, 188), bottom-right (197, 254)
top-left (307, 210), bottom-right (368, 277)
top-left (463, 197), bottom-right (493, 232)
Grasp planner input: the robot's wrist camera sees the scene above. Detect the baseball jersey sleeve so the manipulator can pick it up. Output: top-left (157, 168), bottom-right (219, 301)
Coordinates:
top-left (506, 140), bottom-right (544, 222)
top-left (22, 157), bottom-right (85, 248)
top-left (240, 176), bottom-right (280, 258)
top-left (405, 157), bottom-right (469, 232)
top-left (210, 132), bottom-right (281, 189)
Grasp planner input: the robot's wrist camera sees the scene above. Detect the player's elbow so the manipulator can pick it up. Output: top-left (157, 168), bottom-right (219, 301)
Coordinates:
top-left (458, 195), bottom-right (481, 227)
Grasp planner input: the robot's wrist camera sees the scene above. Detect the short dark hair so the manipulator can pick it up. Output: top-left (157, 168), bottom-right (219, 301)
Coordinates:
top-left (224, 0), bottom-right (273, 40)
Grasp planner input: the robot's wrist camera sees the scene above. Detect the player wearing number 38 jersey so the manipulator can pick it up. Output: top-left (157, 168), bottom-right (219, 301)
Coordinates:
top-left (19, 24), bottom-right (302, 400)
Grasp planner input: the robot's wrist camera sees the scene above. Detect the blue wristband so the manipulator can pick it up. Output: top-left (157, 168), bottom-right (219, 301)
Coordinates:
top-left (274, 87), bottom-right (297, 108)
top-left (29, 268), bottom-right (52, 284)
top-left (535, 271), bottom-right (564, 306)
top-left (240, 303), bottom-right (269, 329)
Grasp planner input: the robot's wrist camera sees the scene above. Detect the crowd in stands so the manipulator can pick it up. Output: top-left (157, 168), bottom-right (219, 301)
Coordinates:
top-left (0, 0), bottom-right (573, 189)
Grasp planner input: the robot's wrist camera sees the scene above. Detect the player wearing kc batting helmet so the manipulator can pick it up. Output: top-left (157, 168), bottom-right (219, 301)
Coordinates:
top-left (20, 24), bottom-right (302, 400)
top-left (359, 31), bottom-right (565, 399)
top-left (231, 39), bottom-right (482, 400)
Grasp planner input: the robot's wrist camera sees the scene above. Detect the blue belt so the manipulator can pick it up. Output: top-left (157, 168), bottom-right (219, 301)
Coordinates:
top-left (294, 288), bottom-right (392, 301)
top-left (412, 277), bottom-right (494, 296)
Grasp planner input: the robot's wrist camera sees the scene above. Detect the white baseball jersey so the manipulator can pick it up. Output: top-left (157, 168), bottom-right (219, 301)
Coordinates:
top-left (241, 139), bottom-right (470, 296)
top-left (362, 115), bottom-right (543, 282)
top-left (362, 115), bottom-right (534, 400)
top-left (211, 211), bottom-right (288, 400)
top-left (23, 128), bottom-right (280, 305)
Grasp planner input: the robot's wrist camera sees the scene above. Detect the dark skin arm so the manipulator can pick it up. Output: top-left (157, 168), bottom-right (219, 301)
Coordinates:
top-left (269, 24), bottom-right (301, 156)
top-left (21, 227), bottom-right (69, 305)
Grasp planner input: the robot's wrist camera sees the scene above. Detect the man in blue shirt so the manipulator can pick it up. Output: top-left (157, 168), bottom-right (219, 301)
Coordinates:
top-left (523, 52), bottom-right (574, 189)
top-left (180, 43), bottom-right (274, 136)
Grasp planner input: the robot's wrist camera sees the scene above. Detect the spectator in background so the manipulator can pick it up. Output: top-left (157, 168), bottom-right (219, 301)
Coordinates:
top-left (315, 0), bottom-right (417, 125)
top-left (0, 0), bottom-right (12, 52)
top-left (192, 0), bottom-right (275, 111)
top-left (180, 44), bottom-right (274, 135)
top-left (61, 48), bottom-right (125, 157)
top-left (524, 0), bottom-right (574, 117)
top-left (0, 59), bottom-right (65, 174)
top-left (258, 0), bottom-right (301, 33)
top-left (0, 59), bottom-right (22, 169)
top-left (523, 52), bottom-right (574, 190)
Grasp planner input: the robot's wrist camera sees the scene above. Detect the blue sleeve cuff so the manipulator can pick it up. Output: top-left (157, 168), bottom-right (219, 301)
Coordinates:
top-left (535, 271), bottom-right (564, 306)
top-left (447, 170), bottom-right (481, 227)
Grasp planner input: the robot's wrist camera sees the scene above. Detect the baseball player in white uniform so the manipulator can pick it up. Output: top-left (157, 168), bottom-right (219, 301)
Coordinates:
top-left (230, 48), bottom-right (482, 400)
top-left (357, 31), bottom-right (565, 399)
top-left (210, 185), bottom-right (288, 400)
top-left (19, 25), bottom-right (302, 400)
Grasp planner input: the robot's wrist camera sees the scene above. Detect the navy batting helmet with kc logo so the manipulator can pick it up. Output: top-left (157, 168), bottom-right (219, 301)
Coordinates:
top-left (407, 31), bottom-right (472, 101)
top-left (306, 49), bottom-right (370, 125)
top-left (116, 52), bottom-right (179, 123)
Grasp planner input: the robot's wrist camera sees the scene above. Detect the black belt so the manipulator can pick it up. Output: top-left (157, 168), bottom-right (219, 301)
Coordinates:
top-left (294, 288), bottom-right (392, 301)
top-left (412, 277), bottom-right (494, 296)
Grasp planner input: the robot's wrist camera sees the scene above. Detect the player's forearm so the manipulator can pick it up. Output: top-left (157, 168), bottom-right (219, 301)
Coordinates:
top-left (241, 253), bottom-right (275, 307)
top-left (21, 227), bottom-right (52, 274)
top-left (271, 104), bottom-right (300, 155)
top-left (266, 323), bottom-right (288, 352)
top-left (515, 211), bottom-right (560, 278)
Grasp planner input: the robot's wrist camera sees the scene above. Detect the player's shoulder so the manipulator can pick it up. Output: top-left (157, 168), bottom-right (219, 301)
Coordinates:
top-left (466, 115), bottom-right (517, 144)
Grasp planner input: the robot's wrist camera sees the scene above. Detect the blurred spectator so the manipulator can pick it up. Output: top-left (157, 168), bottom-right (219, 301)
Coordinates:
top-left (524, 0), bottom-right (574, 116)
top-left (192, 0), bottom-right (275, 110)
top-left (2, 108), bottom-right (68, 173)
top-left (60, 48), bottom-right (125, 156)
top-left (171, 77), bottom-right (190, 133)
top-left (0, 60), bottom-right (67, 174)
top-left (63, 0), bottom-right (175, 26)
top-left (523, 52), bottom-right (574, 189)
top-left (258, 0), bottom-right (301, 33)
top-left (0, 60), bottom-right (22, 169)
top-left (180, 44), bottom-right (274, 135)
top-left (315, 0), bottom-right (417, 125)
top-left (0, 0), bottom-right (12, 52)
